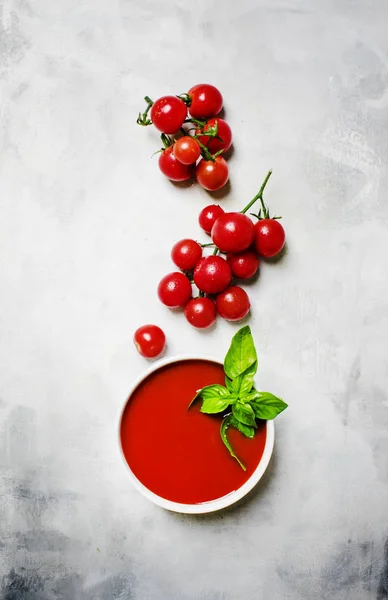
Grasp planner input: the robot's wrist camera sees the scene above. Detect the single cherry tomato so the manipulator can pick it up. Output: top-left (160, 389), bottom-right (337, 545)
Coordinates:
top-left (184, 297), bottom-right (216, 329)
top-left (196, 156), bottom-right (229, 191)
top-left (254, 219), bottom-right (286, 258)
top-left (171, 239), bottom-right (202, 271)
top-left (216, 286), bottom-right (250, 321)
top-left (157, 272), bottom-right (192, 308)
top-left (211, 212), bottom-right (254, 253)
top-left (134, 324), bottom-right (166, 358)
top-left (198, 204), bottom-right (225, 235)
top-left (188, 84), bottom-right (223, 119)
top-left (174, 136), bottom-right (201, 165)
top-left (158, 146), bottom-right (193, 182)
top-left (151, 96), bottom-right (187, 134)
top-left (227, 251), bottom-right (260, 279)
top-left (193, 256), bottom-right (231, 294)
top-left (196, 118), bottom-right (232, 154)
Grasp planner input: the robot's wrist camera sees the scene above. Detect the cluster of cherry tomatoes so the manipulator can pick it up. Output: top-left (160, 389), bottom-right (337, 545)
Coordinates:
top-left (137, 84), bottom-right (232, 192)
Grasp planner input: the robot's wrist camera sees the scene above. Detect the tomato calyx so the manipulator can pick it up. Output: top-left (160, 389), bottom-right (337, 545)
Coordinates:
top-left (137, 96), bottom-right (154, 126)
top-left (177, 92), bottom-right (192, 107)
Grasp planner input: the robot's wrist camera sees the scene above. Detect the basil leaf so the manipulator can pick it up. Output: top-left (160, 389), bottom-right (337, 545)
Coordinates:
top-left (230, 415), bottom-right (255, 439)
top-left (188, 383), bottom-right (229, 409)
top-left (225, 376), bottom-right (234, 393)
top-left (251, 392), bottom-right (288, 420)
top-left (220, 415), bottom-right (246, 470)
top-left (201, 395), bottom-right (232, 414)
top-left (234, 361), bottom-right (257, 396)
top-left (232, 401), bottom-right (256, 427)
top-left (224, 326), bottom-right (257, 380)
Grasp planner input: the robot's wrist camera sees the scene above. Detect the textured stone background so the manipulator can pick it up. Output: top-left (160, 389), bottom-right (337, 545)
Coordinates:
top-left (1, 0), bottom-right (388, 598)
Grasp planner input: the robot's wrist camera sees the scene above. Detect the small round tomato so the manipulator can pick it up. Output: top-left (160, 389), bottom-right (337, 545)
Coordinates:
top-left (216, 286), bottom-right (250, 321)
top-left (188, 84), bottom-right (223, 119)
top-left (196, 156), bottom-right (229, 191)
top-left (193, 256), bottom-right (231, 294)
top-left (171, 239), bottom-right (202, 271)
top-left (174, 136), bottom-right (201, 165)
top-left (157, 272), bottom-right (192, 308)
top-left (227, 251), bottom-right (260, 280)
top-left (211, 212), bottom-right (254, 253)
top-left (184, 297), bottom-right (216, 329)
top-left (196, 118), bottom-right (232, 154)
top-left (254, 219), bottom-right (286, 258)
top-left (198, 204), bottom-right (225, 235)
top-left (134, 324), bottom-right (166, 358)
top-left (151, 96), bottom-right (187, 134)
top-left (158, 146), bottom-right (193, 182)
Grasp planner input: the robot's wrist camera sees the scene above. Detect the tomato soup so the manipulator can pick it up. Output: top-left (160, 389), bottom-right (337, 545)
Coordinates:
top-left (120, 359), bottom-right (267, 505)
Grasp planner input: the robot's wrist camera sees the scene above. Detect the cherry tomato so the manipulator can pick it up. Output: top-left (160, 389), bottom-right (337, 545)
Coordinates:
top-left (151, 96), bottom-right (187, 134)
top-left (196, 118), bottom-right (232, 154)
top-left (171, 239), bottom-right (202, 271)
top-left (158, 146), bottom-right (193, 182)
top-left (174, 136), bottom-right (201, 165)
top-left (193, 256), bottom-right (231, 294)
top-left (188, 84), bottom-right (223, 119)
top-left (254, 219), bottom-right (286, 258)
top-left (198, 204), bottom-right (225, 235)
top-left (211, 212), bottom-right (254, 253)
top-left (216, 286), bottom-right (250, 321)
top-left (184, 297), bottom-right (216, 329)
top-left (227, 251), bottom-right (260, 279)
top-left (196, 156), bottom-right (229, 191)
top-left (134, 324), bottom-right (166, 358)
top-left (157, 272), bottom-right (192, 308)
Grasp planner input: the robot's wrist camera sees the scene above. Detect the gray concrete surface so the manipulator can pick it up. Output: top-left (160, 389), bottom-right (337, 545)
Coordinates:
top-left (1, 0), bottom-right (388, 598)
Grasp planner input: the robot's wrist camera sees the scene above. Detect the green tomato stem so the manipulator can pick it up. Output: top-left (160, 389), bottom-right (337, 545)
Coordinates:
top-left (240, 170), bottom-right (272, 215)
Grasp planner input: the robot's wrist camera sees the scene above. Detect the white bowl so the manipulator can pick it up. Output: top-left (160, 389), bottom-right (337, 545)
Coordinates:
top-left (118, 355), bottom-right (274, 514)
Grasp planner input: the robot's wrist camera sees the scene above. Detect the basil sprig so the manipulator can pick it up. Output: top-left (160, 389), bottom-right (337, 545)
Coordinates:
top-left (189, 326), bottom-right (287, 470)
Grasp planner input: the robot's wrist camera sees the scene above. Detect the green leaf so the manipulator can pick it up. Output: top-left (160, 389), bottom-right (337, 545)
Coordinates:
top-left (201, 395), bottom-right (232, 414)
top-left (232, 401), bottom-right (256, 427)
top-left (224, 326), bottom-right (257, 380)
top-left (188, 383), bottom-right (229, 409)
top-left (225, 376), bottom-right (234, 393)
top-left (220, 415), bottom-right (246, 470)
top-left (230, 415), bottom-right (255, 438)
top-left (250, 392), bottom-right (288, 420)
top-left (237, 361), bottom-right (258, 395)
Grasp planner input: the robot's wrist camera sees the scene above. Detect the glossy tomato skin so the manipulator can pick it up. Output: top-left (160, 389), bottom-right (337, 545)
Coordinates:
top-left (254, 219), bottom-right (286, 258)
top-left (171, 239), bottom-right (202, 271)
top-left (184, 297), bottom-right (216, 329)
top-left (211, 212), bottom-right (254, 253)
top-left (188, 84), bottom-right (223, 119)
top-left (151, 96), bottom-right (187, 134)
top-left (198, 204), bottom-right (225, 235)
top-left (196, 118), bottom-right (232, 154)
top-left (227, 251), bottom-right (260, 279)
top-left (134, 325), bottom-right (166, 358)
top-left (157, 272), bottom-right (192, 308)
top-left (216, 286), bottom-right (250, 321)
top-left (158, 146), bottom-right (193, 182)
top-left (174, 136), bottom-right (201, 165)
top-left (193, 256), bottom-right (231, 294)
top-left (196, 156), bottom-right (229, 191)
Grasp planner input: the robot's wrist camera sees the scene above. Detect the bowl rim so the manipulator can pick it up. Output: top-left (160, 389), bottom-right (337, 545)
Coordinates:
top-left (117, 354), bottom-right (275, 514)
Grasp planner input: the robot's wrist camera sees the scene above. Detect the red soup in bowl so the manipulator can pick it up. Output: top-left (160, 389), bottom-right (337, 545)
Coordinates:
top-left (119, 357), bottom-right (274, 513)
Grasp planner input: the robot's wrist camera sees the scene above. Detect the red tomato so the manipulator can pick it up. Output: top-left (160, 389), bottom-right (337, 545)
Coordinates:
top-left (134, 325), bottom-right (166, 358)
top-left (196, 118), bottom-right (232, 154)
top-left (158, 146), bottom-right (193, 182)
top-left (174, 136), bottom-right (201, 165)
top-left (157, 272), bottom-right (192, 308)
top-left (151, 96), bottom-right (187, 134)
top-left (193, 256), bottom-right (231, 294)
top-left (184, 297), bottom-right (216, 329)
top-left (198, 204), bottom-right (225, 235)
top-left (188, 84), bottom-right (223, 119)
top-left (254, 219), bottom-right (286, 258)
top-left (227, 251), bottom-right (260, 279)
top-left (211, 212), bottom-right (254, 253)
top-left (196, 156), bottom-right (229, 191)
top-left (216, 286), bottom-right (250, 321)
top-left (171, 239), bottom-right (202, 271)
